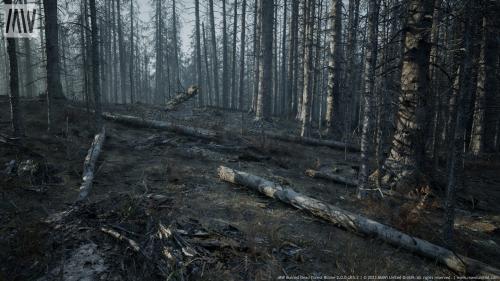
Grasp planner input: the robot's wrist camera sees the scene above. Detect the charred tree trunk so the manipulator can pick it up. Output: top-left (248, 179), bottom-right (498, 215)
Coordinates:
top-left (300, 0), bottom-right (315, 137)
top-left (238, 0), bottom-right (247, 110)
top-left (325, 0), bottom-right (342, 136)
top-left (255, 0), bottom-right (274, 120)
top-left (384, 0), bottom-right (433, 181)
top-left (358, 0), bottom-right (380, 198)
top-left (209, 0), bottom-right (220, 106)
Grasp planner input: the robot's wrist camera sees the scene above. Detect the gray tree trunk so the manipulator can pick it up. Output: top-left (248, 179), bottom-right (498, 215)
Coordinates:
top-left (300, 0), bottom-right (315, 137)
top-left (195, 0), bottom-right (203, 106)
top-left (43, 0), bottom-right (65, 132)
top-left (89, 0), bottom-right (102, 129)
top-left (238, 0), bottom-right (247, 110)
top-left (325, 0), bottom-right (342, 136)
top-left (358, 0), bottom-right (380, 198)
top-left (209, 0), bottom-right (220, 106)
top-left (255, 0), bottom-right (273, 120)
top-left (384, 0), bottom-right (433, 180)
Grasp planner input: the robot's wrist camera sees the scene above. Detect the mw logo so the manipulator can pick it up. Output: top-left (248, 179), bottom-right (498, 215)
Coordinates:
top-left (3, 4), bottom-right (38, 38)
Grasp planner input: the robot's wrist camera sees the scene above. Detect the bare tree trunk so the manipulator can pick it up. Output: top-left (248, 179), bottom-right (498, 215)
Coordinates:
top-left (344, 0), bottom-right (360, 134)
top-left (172, 0), bottom-right (181, 91)
top-left (287, 0), bottom-right (299, 118)
top-left (5, 1), bottom-right (24, 137)
top-left (443, 2), bottom-right (474, 246)
top-left (195, 0), bottom-right (203, 106)
top-left (129, 0), bottom-right (135, 104)
top-left (230, 0), bottom-right (238, 109)
top-left (89, 0), bottom-right (102, 129)
top-left (23, 39), bottom-right (34, 98)
top-left (202, 23), bottom-right (213, 106)
top-left (155, 0), bottom-right (163, 104)
top-left (325, 0), bottom-right (342, 136)
top-left (117, 0), bottom-right (126, 104)
top-left (470, 3), bottom-right (498, 154)
top-left (238, 0), bottom-right (247, 110)
top-left (209, 0), bottom-right (220, 106)
top-left (279, 0), bottom-right (288, 115)
top-left (384, 0), bottom-right (433, 181)
top-left (252, 0), bottom-right (261, 112)
top-left (300, 0), bottom-right (315, 137)
top-left (43, 0), bottom-right (65, 132)
top-left (255, 0), bottom-right (273, 120)
top-left (358, 0), bottom-right (380, 198)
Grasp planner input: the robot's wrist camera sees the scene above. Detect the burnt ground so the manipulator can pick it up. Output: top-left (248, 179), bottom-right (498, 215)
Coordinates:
top-left (0, 98), bottom-right (499, 280)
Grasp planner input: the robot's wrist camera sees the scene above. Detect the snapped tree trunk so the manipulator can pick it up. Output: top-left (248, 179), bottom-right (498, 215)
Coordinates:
top-left (77, 127), bottom-right (106, 201)
top-left (165, 86), bottom-right (199, 111)
top-left (218, 166), bottom-right (500, 278)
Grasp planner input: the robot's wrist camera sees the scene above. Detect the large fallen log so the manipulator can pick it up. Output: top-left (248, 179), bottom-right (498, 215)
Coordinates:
top-left (263, 132), bottom-right (360, 152)
top-left (77, 127), bottom-right (106, 201)
top-left (165, 85), bottom-right (199, 111)
top-left (305, 169), bottom-right (358, 186)
top-left (217, 166), bottom-right (500, 278)
top-left (102, 112), bottom-right (217, 141)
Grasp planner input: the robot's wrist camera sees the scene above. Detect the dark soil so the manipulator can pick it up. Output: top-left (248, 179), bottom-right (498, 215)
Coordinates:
top-left (1, 99), bottom-right (499, 280)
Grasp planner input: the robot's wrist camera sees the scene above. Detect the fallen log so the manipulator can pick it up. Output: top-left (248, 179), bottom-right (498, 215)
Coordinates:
top-left (263, 132), bottom-right (360, 152)
top-left (77, 127), bottom-right (106, 201)
top-left (102, 112), bottom-right (217, 141)
top-left (165, 85), bottom-right (199, 111)
top-left (217, 166), bottom-right (500, 278)
top-left (305, 169), bottom-right (358, 186)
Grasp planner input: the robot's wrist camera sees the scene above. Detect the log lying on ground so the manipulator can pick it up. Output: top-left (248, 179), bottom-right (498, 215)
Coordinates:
top-left (77, 127), bottom-right (106, 201)
top-left (217, 166), bottom-right (500, 277)
top-left (165, 85), bottom-right (199, 111)
top-left (263, 132), bottom-right (360, 152)
top-left (102, 112), bottom-right (217, 141)
top-left (305, 169), bottom-right (358, 186)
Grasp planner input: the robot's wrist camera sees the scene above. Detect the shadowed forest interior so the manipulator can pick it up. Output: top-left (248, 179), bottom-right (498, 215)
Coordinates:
top-left (1, 0), bottom-right (500, 280)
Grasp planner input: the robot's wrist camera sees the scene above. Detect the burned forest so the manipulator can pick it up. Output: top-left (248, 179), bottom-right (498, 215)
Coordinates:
top-left (1, 0), bottom-right (500, 280)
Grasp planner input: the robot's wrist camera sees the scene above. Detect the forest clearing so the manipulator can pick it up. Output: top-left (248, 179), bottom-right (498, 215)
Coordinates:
top-left (1, 0), bottom-right (499, 280)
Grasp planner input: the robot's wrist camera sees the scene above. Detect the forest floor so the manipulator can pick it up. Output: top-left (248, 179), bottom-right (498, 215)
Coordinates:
top-left (1, 98), bottom-right (499, 280)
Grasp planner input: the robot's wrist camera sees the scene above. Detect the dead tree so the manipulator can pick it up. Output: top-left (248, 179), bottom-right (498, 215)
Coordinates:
top-left (43, 0), bottom-right (65, 132)
top-left (255, 0), bottom-right (274, 120)
top-left (5, 0), bottom-right (24, 138)
top-left (77, 127), bottom-right (106, 201)
top-left (358, 0), bottom-right (380, 198)
top-left (384, 0), bottom-right (433, 181)
top-left (299, 0), bottom-right (315, 137)
top-left (218, 166), bottom-right (500, 278)
top-left (325, 0), bottom-right (342, 135)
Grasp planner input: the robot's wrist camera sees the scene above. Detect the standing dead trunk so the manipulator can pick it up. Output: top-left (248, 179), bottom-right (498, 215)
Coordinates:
top-left (5, 1), bottom-right (24, 137)
top-left (195, 0), bottom-right (203, 106)
top-left (287, 0), bottom-right (299, 117)
top-left (89, 0), bottom-right (102, 129)
top-left (238, 0), bottom-right (247, 110)
top-left (255, 0), bottom-right (274, 120)
top-left (117, 0), bottom-right (127, 103)
top-left (358, 0), bottom-right (380, 198)
top-left (384, 0), bottom-right (433, 181)
top-left (300, 0), bottom-right (315, 137)
top-left (325, 0), bottom-right (342, 136)
top-left (129, 0), bottom-right (135, 104)
top-left (43, 0), bottom-right (65, 132)
top-left (222, 0), bottom-right (229, 108)
top-left (23, 39), bottom-right (35, 98)
top-left (209, 0), bottom-right (220, 106)
top-left (202, 23), bottom-right (213, 106)
top-left (230, 0), bottom-right (238, 109)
